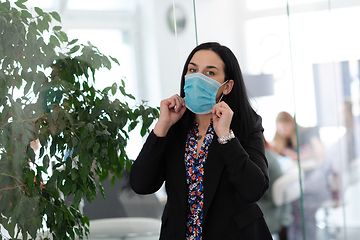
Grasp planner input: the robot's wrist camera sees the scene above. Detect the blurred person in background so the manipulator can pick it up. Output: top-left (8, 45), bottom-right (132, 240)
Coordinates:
top-left (272, 111), bottom-right (331, 240)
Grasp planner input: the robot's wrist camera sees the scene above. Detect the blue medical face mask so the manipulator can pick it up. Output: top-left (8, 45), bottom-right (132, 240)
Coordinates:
top-left (184, 72), bottom-right (228, 115)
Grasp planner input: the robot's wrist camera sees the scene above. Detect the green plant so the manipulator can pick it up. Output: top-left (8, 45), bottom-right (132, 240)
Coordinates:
top-left (0, 0), bottom-right (158, 239)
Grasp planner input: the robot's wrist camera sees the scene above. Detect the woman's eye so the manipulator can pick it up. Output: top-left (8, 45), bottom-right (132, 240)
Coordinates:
top-left (205, 71), bottom-right (215, 76)
top-left (189, 68), bottom-right (196, 73)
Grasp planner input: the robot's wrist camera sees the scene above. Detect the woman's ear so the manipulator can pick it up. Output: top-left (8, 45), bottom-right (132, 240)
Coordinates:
top-left (223, 80), bottom-right (234, 95)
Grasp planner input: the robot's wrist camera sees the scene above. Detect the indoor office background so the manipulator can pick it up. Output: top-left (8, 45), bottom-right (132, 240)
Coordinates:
top-left (2, 0), bottom-right (360, 239)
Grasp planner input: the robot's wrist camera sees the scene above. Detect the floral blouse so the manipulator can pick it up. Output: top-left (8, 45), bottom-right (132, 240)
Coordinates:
top-left (184, 120), bottom-right (215, 240)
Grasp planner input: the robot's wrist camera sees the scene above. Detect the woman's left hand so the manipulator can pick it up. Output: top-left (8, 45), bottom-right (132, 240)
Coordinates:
top-left (211, 101), bottom-right (234, 137)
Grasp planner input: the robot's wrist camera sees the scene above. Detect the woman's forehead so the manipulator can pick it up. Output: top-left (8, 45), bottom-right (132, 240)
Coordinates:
top-left (190, 50), bottom-right (224, 69)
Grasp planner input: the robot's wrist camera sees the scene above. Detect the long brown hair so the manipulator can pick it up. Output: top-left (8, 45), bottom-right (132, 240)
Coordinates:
top-left (273, 111), bottom-right (297, 153)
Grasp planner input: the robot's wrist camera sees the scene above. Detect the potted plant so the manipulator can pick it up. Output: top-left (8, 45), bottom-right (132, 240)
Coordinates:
top-left (0, 0), bottom-right (158, 239)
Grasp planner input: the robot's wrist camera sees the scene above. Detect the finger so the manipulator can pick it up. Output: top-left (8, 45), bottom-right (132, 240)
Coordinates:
top-left (211, 101), bottom-right (229, 112)
top-left (175, 96), bottom-right (182, 112)
top-left (180, 96), bottom-right (185, 107)
top-left (166, 98), bottom-right (174, 108)
top-left (178, 103), bottom-right (187, 115)
top-left (217, 101), bottom-right (231, 110)
top-left (175, 95), bottom-right (186, 112)
top-left (168, 95), bottom-right (179, 109)
top-left (213, 105), bottom-right (228, 117)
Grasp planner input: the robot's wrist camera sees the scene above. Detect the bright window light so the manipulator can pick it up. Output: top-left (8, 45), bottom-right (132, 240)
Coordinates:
top-left (67, 29), bottom-right (136, 100)
top-left (67, 0), bottom-right (136, 11)
top-left (245, 0), bottom-right (326, 11)
top-left (9, 0), bottom-right (54, 9)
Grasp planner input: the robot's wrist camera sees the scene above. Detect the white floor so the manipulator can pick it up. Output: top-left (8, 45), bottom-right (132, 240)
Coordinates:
top-left (315, 173), bottom-right (360, 240)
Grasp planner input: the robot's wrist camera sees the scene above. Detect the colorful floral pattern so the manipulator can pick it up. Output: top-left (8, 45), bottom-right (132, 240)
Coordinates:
top-left (184, 120), bottom-right (214, 240)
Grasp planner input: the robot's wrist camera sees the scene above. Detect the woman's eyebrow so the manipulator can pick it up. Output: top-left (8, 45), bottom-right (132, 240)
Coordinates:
top-left (189, 62), bottom-right (219, 70)
top-left (206, 65), bottom-right (219, 70)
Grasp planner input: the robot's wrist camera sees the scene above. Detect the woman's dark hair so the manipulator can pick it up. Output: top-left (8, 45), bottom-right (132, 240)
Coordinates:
top-left (173, 42), bottom-right (258, 145)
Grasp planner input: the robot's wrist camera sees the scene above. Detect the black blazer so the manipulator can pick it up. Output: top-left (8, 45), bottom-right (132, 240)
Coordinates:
top-left (130, 116), bottom-right (272, 239)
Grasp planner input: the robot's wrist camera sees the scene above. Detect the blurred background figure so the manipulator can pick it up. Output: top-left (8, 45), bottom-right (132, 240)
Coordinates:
top-left (271, 111), bottom-right (332, 240)
top-left (257, 136), bottom-right (294, 240)
top-left (272, 111), bottom-right (325, 163)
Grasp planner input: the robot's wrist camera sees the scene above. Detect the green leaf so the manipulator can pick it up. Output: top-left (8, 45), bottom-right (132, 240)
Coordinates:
top-left (99, 184), bottom-right (106, 199)
top-left (24, 81), bottom-right (32, 95)
top-left (55, 30), bottom-right (68, 43)
top-left (43, 154), bottom-right (50, 171)
top-left (74, 190), bottom-right (82, 207)
top-left (80, 128), bottom-right (89, 140)
top-left (99, 171), bottom-right (108, 182)
top-left (55, 209), bottom-right (63, 227)
top-left (65, 112), bottom-right (73, 125)
top-left (27, 145), bottom-right (36, 163)
top-left (52, 107), bottom-right (59, 121)
top-left (21, 10), bottom-right (32, 19)
top-left (50, 35), bottom-right (60, 48)
top-left (59, 117), bottom-right (66, 131)
top-left (140, 126), bottom-right (147, 137)
top-left (28, 21), bottom-right (39, 35)
top-left (102, 86), bottom-right (111, 94)
top-left (87, 123), bottom-right (94, 132)
top-left (50, 124), bottom-right (56, 136)
top-left (50, 11), bottom-right (61, 22)
top-left (22, 228), bottom-right (28, 240)
top-left (111, 82), bottom-right (117, 95)
top-left (109, 55), bottom-right (120, 66)
top-left (86, 138), bottom-right (95, 150)
top-left (53, 25), bottom-right (62, 31)
top-left (82, 216), bottom-right (90, 226)
top-left (77, 121), bottom-right (85, 129)
top-left (93, 142), bottom-right (100, 154)
top-left (119, 86), bottom-right (127, 97)
top-left (68, 38), bottom-right (78, 45)
top-left (72, 137), bottom-right (78, 147)
top-left (37, 19), bottom-right (47, 33)
top-left (126, 160), bottom-right (132, 171)
top-left (71, 168), bottom-right (78, 180)
top-left (69, 45), bottom-right (80, 54)
top-left (34, 7), bottom-right (44, 16)
top-left (2, 105), bottom-right (10, 119)
top-left (13, 102), bottom-right (23, 118)
top-left (110, 175), bottom-right (116, 187)
top-left (15, 1), bottom-right (27, 9)
top-left (128, 121), bottom-right (138, 132)
top-left (59, 31), bottom-right (68, 42)
top-left (13, 204), bottom-right (21, 219)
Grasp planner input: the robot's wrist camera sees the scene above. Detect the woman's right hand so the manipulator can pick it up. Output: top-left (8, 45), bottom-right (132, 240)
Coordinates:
top-left (153, 94), bottom-right (186, 137)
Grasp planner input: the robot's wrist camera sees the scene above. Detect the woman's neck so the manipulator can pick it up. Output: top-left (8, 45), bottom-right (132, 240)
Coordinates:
top-left (195, 113), bottom-right (212, 130)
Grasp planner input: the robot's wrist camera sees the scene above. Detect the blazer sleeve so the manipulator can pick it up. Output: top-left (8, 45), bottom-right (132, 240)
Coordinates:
top-left (130, 130), bottom-right (168, 195)
top-left (220, 116), bottom-right (269, 202)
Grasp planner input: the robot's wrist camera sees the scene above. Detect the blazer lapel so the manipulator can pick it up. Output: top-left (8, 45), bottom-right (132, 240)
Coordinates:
top-left (168, 139), bottom-right (187, 212)
top-left (203, 139), bottom-right (225, 218)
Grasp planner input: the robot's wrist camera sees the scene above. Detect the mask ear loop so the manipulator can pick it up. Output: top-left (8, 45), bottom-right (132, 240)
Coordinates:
top-left (217, 80), bottom-right (229, 103)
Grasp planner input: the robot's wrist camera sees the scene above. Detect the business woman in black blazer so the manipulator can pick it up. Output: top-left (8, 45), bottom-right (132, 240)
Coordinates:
top-left (130, 42), bottom-right (272, 240)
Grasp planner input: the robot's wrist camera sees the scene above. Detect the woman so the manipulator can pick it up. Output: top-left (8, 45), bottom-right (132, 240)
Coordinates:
top-left (272, 111), bottom-right (329, 240)
top-left (272, 111), bottom-right (324, 162)
top-left (130, 42), bottom-right (271, 239)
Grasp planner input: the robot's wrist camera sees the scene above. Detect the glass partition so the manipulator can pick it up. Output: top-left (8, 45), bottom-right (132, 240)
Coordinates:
top-left (192, 0), bottom-right (360, 239)
top-left (287, 1), bottom-right (360, 240)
